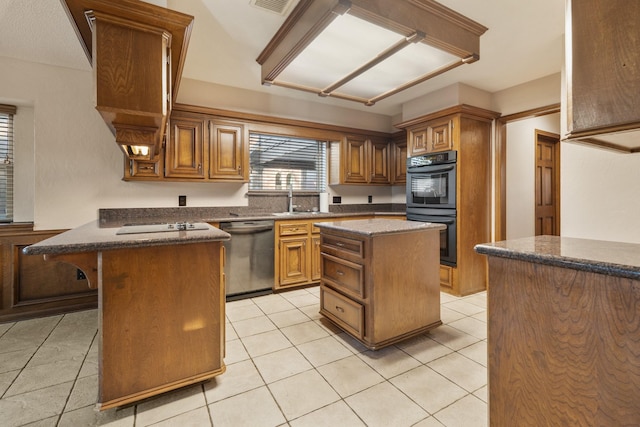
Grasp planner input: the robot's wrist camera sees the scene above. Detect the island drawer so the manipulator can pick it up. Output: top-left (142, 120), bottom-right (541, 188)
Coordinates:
top-left (320, 234), bottom-right (364, 261)
top-left (321, 253), bottom-right (364, 299)
top-left (320, 286), bottom-right (364, 338)
top-left (278, 221), bottom-right (310, 236)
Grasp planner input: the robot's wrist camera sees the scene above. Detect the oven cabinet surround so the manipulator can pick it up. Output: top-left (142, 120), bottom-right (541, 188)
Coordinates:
top-left (23, 222), bottom-right (229, 410)
top-left (397, 104), bottom-right (500, 296)
top-left (127, 107), bottom-right (249, 182)
top-left (329, 133), bottom-right (395, 185)
top-left (475, 236), bottom-right (640, 425)
top-left (316, 219), bottom-right (444, 350)
top-left (61, 0), bottom-right (194, 158)
top-left (0, 224), bottom-right (97, 323)
top-left (564, 0), bottom-right (640, 152)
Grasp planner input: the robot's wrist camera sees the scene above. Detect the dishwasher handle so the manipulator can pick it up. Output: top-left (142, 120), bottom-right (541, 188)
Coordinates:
top-left (220, 222), bottom-right (274, 235)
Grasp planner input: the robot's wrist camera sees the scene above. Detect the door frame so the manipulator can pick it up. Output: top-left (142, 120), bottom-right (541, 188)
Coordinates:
top-left (494, 103), bottom-right (560, 241)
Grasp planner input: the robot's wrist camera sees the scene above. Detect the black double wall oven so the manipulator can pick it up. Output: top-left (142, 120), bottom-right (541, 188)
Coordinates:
top-left (406, 150), bottom-right (457, 266)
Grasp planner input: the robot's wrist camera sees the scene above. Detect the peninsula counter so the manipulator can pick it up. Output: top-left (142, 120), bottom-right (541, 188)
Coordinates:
top-left (475, 235), bottom-right (640, 426)
top-left (24, 221), bottom-right (230, 410)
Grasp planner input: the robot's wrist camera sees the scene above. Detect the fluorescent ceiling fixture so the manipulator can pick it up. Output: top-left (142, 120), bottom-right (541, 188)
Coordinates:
top-left (257, 0), bottom-right (488, 106)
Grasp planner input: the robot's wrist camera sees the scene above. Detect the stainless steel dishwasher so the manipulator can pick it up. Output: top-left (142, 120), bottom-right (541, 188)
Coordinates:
top-left (220, 220), bottom-right (274, 301)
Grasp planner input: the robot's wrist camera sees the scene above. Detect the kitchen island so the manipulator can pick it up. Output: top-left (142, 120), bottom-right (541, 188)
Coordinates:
top-left (315, 219), bottom-right (445, 350)
top-left (23, 221), bottom-right (230, 410)
top-left (475, 235), bottom-right (640, 425)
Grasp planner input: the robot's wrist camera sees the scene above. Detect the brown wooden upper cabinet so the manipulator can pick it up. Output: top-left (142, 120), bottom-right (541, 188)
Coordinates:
top-left (125, 110), bottom-right (249, 182)
top-left (165, 115), bottom-right (206, 179)
top-left (208, 120), bottom-right (249, 181)
top-left (407, 117), bottom-right (454, 156)
top-left (329, 135), bottom-right (391, 185)
top-left (564, 0), bottom-right (640, 152)
top-left (61, 0), bottom-right (193, 159)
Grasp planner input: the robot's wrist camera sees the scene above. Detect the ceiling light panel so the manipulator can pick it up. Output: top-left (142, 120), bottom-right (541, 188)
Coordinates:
top-left (257, 0), bottom-right (488, 106)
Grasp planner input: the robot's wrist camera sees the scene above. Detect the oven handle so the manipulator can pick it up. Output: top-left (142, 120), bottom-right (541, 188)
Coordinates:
top-left (407, 164), bottom-right (455, 173)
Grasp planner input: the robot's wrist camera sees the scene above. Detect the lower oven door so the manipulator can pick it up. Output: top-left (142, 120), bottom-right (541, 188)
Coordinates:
top-left (406, 208), bottom-right (457, 266)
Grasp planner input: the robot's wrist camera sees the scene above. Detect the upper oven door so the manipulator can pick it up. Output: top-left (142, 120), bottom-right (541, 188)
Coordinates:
top-left (406, 164), bottom-right (456, 209)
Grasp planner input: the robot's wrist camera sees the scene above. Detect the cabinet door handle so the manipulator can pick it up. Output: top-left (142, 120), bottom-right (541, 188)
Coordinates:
top-left (335, 305), bottom-right (344, 313)
top-left (336, 242), bottom-right (344, 247)
top-left (336, 270), bottom-right (344, 276)
top-left (198, 163), bottom-right (202, 171)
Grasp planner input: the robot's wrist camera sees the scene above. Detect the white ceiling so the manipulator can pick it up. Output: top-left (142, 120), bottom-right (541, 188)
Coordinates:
top-left (0, 0), bottom-right (565, 116)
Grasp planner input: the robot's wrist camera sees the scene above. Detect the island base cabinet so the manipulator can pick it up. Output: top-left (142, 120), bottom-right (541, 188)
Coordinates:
top-left (487, 257), bottom-right (640, 426)
top-left (319, 223), bottom-right (442, 350)
top-left (98, 242), bottom-right (225, 410)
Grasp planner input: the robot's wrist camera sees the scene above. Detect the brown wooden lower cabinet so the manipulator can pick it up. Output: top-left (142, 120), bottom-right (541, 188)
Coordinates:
top-left (484, 254), bottom-right (640, 425)
top-left (0, 224), bottom-right (97, 323)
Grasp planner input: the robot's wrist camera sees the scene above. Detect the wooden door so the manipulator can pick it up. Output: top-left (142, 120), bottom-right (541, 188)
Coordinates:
top-left (535, 130), bottom-right (560, 235)
top-left (165, 117), bottom-right (205, 178)
top-left (391, 137), bottom-right (407, 184)
top-left (208, 121), bottom-right (247, 181)
top-left (278, 236), bottom-right (309, 287)
top-left (368, 138), bottom-right (390, 184)
top-left (429, 119), bottom-right (453, 152)
top-left (343, 136), bottom-right (368, 183)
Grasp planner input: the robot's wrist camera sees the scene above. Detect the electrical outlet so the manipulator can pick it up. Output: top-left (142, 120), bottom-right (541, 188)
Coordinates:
top-left (332, 196), bottom-right (341, 204)
top-left (76, 269), bottom-right (87, 280)
top-left (368, 195), bottom-right (372, 203)
top-left (178, 195), bottom-right (187, 206)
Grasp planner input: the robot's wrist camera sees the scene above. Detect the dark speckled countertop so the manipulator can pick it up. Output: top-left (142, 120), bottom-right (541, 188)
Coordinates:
top-left (475, 235), bottom-right (640, 280)
top-left (314, 218), bottom-right (445, 236)
top-left (23, 221), bottom-right (230, 256)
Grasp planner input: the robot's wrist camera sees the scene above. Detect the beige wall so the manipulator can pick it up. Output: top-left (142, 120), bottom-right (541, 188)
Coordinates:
top-left (506, 113), bottom-right (561, 239)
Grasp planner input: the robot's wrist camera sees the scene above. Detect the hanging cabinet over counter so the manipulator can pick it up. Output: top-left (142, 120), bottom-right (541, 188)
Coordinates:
top-left (61, 0), bottom-right (194, 159)
top-left (564, 0), bottom-right (640, 152)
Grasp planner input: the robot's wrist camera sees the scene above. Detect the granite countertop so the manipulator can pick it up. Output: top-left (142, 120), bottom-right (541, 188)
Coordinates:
top-left (475, 235), bottom-right (640, 280)
top-left (314, 218), bottom-right (445, 237)
top-left (23, 221), bottom-right (230, 256)
top-left (98, 210), bottom-right (405, 227)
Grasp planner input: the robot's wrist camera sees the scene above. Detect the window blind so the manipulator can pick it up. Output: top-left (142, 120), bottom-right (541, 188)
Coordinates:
top-left (0, 104), bottom-right (16, 222)
top-left (249, 133), bottom-right (327, 192)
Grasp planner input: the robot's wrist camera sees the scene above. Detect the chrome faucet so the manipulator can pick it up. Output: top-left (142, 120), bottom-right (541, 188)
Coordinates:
top-left (288, 185), bottom-right (294, 213)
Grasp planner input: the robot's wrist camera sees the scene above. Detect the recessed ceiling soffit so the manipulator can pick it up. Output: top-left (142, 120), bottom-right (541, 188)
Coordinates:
top-left (256, 0), bottom-right (488, 106)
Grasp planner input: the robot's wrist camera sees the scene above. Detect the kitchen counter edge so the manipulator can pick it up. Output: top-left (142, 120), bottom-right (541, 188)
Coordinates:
top-left (23, 221), bottom-right (230, 256)
top-left (474, 235), bottom-right (640, 280)
top-left (314, 218), bottom-right (445, 237)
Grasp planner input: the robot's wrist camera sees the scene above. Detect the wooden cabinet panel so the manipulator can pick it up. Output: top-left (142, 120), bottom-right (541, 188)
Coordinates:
top-left (369, 139), bottom-right (390, 184)
top-left (344, 136), bottom-right (368, 184)
top-left (278, 236), bottom-right (309, 287)
top-left (0, 226), bottom-right (97, 323)
top-left (565, 0), bottom-right (640, 152)
top-left (165, 116), bottom-right (205, 178)
top-left (408, 118), bottom-right (453, 156)
top-left (321, 253), bottom-right (364, 299)
top-left (391, 134), bottom-right (407, 184)
top-left (208, 121), bottom-right (247, 181)
top-left (320, 286), bottom-right (364, 338)
top-left (311, 235), bottom-right (321, 282)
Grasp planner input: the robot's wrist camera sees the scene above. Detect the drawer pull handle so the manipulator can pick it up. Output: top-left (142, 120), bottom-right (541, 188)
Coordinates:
top-left (336, 242), bottom-right (344, 247)
top-left (335, 305), bottom-right (344, 313)
top-left (336, 270), bottom-right (345, 276)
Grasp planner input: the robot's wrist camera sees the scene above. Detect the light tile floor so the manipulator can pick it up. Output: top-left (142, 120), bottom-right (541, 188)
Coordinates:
top-left (0, 287), bottom-right (488, 427)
